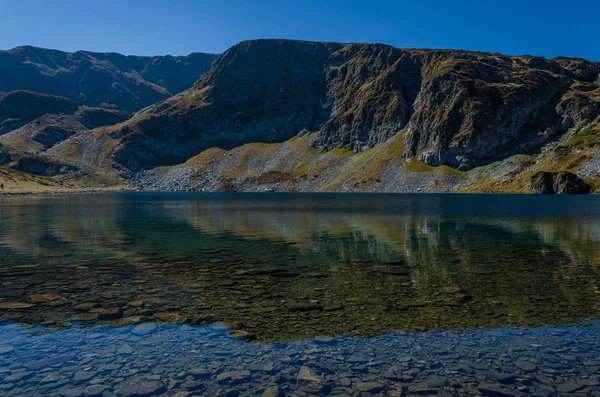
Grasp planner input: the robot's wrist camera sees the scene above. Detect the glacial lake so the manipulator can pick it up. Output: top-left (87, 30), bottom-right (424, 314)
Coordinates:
top-left (1, 193), bottom-right (600, 396)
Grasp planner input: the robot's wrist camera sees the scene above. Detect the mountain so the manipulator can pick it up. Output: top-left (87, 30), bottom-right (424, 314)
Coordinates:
top-left (0, 46), bottom-right (219, 112)
top-left (0, 90), bottom-right (130, 171)
top-left (96, 40), bottom-right (599, 174)
top-left (2, 40), bottom-right (600, 194)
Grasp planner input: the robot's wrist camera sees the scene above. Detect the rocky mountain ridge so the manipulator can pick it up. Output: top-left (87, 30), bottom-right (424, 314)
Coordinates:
top-left (102, 40), bottom-right (600, 174)
top-left (0, 90), bottom-right (130, 168)
top-left (0, 46), bottom-right (219, 112)
top-left (1, 39), bottom-right (599, 194)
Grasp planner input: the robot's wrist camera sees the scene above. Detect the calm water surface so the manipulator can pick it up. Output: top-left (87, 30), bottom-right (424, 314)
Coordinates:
top-left (1, 193), bottom-right (600, 396)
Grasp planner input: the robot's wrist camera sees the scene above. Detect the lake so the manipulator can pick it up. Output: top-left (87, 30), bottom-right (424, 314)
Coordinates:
top-left (1, 193), bottom-right (600, 396)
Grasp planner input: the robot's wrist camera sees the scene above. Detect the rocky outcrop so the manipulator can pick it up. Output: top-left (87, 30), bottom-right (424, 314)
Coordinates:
top-left (0, 143), bottom-right (10, 165)
top-left (314, 44), bottom-right (422, 151)
top-left (531, 171), bottom-right (592, 194)
top-left (0, 46), bottom-right (219, 111)
top-left (14, 155), bottom-right (78, 176)
top-left (103, 39), bottom-right (600, 172)
top-left (403, 54), bottom-right (598, 169)
top-left (111, 40), bottom-right (342, 171)
top-left (0, 90), bottom-right (79, 135)
top-left (0, 91), bottom-right (131, 158)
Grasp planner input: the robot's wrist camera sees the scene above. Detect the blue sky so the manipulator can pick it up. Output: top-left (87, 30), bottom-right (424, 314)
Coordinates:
top-left (1, 0), bottom-right (598, 60)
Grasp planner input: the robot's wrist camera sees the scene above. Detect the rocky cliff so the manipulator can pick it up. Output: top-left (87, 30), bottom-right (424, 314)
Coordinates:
top-left (102, 40), bottom-right (599, 175)
top-left (0, 46), bottom-right (219, 112)
top-left (2, 39), bottom-right (599, 194)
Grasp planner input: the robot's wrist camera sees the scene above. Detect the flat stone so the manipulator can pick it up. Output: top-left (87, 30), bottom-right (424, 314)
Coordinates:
top-left (339, 378), bottom-right (352, 387)
top-left (348, 355), bottom-right (370, 364)
top-left (85, 385), bottom-right (110, 396)
top-left (41, 373), bottom-right (62, 383)
top-left (180, 379), bottom-right (205, 391)
top-left (286, 302), bottom-right (323, 311)
top-left (29, 293), bottom-right (67, 303)
top-left (26, 354), bottom-right (76, 370)
top-left (530, 387), bottom-right (555, 397)
top-left (466, 361), bottom-right (488, 370)
top-left (72, 313), bottom-right (99, 322)
top-left (0, 383), bottom-right (14, 391)
top-left (62, 387), bottom-right (85, 397)
top-left (131, 323), bottom-right (157, 336)
top-left (555, 381), bottom-right (585, 393)
top-left (313, 337), bottom-right (336, 345)
top-left (515, 360), bottom-right (537, 373)
top-left (488, 372), bottom-right (517, 385)
top-left (171, 393), bottom-right (192, 397)
top-left (188, 368), bottom-right (210, 378)
top-left (422, 377), bottom-right (448, 388)
top-left (113, 377), bottom-right (166, 397)
top-left (153, 312), bottom-right (187, 323)
top-left (261, 386), bottom-right (281, 397)
top-left (216, 370), bottom-right (251, 384)
top-left (356, 382), bottom-right (384, 393)
top-left (0, 302), bottom-right (34, 309)
top-left (73, 370), bottom-right (97, 382)
top-left (297, 366), bottom-right (321, 383)
top-left (440, 286), bottom-right (463, 294)
top-left (477, 384), bottom-right (515, 397)
top-left (216, 279), bottom-right (238, 287)
top-left (0, 346), bottom-right (15, 355)
top-left (5, 371), bottom-right (33, 382)
top-left (74, 303), bottom-right (99, 311)
top-left (98, 307), bottom-right (123, 320)
top-left (407, 385), bottom-right (437, 395)
top-left (117, 344), bottom-right (133, 355)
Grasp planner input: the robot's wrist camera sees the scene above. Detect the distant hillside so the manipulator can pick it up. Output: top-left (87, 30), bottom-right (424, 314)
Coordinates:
top-left (0, 46), bottom-right (219, 112)
top-left (0, 91), bottom-right (130, 169)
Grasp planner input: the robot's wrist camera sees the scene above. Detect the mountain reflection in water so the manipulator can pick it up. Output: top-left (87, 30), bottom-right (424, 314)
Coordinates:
top-left (1, 193), bottom-right (600, 342)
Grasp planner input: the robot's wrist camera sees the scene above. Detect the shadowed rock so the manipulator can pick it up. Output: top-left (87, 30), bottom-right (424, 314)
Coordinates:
top-left (531, 171), bottom-right (591, 194)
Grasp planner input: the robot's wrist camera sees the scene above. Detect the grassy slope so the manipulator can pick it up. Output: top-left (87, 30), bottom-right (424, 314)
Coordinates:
top-left (177, 131), bottom-right (469, 192)
top-left (175, 120), bottom-right (600, 193)
top-left (459, 121), bottom-right (600, 193)
top-left (0, 166), bottom-right (72, 194)
top-left (3, 120), bottom-right (599, 194)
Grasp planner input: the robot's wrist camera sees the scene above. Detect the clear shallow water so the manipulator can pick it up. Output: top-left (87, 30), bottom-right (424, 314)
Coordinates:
top-left (1, 193), bottom-right (600, 396)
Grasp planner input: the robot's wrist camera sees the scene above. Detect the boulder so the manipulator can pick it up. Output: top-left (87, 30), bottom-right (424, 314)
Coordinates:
top-left (531, 171), bottom-right (591, 194)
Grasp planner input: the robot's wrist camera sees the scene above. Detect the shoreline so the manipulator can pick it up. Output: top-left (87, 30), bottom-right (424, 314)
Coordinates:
top-left (1, 188), bottom-right (599, 197)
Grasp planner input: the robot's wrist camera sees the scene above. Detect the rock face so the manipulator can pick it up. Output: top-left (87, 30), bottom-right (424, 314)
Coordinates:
top-left (0, 143), bottom-right (9, 165)
top-left (0, 46), bottom-right (219, 111)
top-left (0, 91), bottom-right (131, 158)
top-left (105, 39), bottom-right (600, 172)
top-left (14, 155), bottom-right (78, 176)
top-left (531, 171), bottom-right (592, 194)
top-left (0, 90), bottom-right (79, 135)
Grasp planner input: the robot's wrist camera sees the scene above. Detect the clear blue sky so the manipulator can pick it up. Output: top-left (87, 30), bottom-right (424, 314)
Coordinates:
top-left (1, 0), bottom-right (598, 61)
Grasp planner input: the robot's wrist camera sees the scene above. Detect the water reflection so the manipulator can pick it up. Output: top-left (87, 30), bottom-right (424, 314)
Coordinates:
top-left (0, 193), bottom-right (599, 342)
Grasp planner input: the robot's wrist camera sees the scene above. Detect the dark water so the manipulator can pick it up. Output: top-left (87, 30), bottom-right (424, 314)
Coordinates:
top-left (1, 193), bottom-right (600, 396)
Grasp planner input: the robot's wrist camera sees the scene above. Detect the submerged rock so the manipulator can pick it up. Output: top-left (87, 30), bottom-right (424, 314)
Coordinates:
top-left (0, 302), bottom-right (34, 309)
top-left (113, 377), bottom-right (165, 397)
top-left (286, 302), bottom-right (323, 312)
top-left (29, 293), bottom-right (67, 303)
top-left (97, 307), bottom-right (123, 320)
top-left (297, 366), bottom-right (321, 383)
